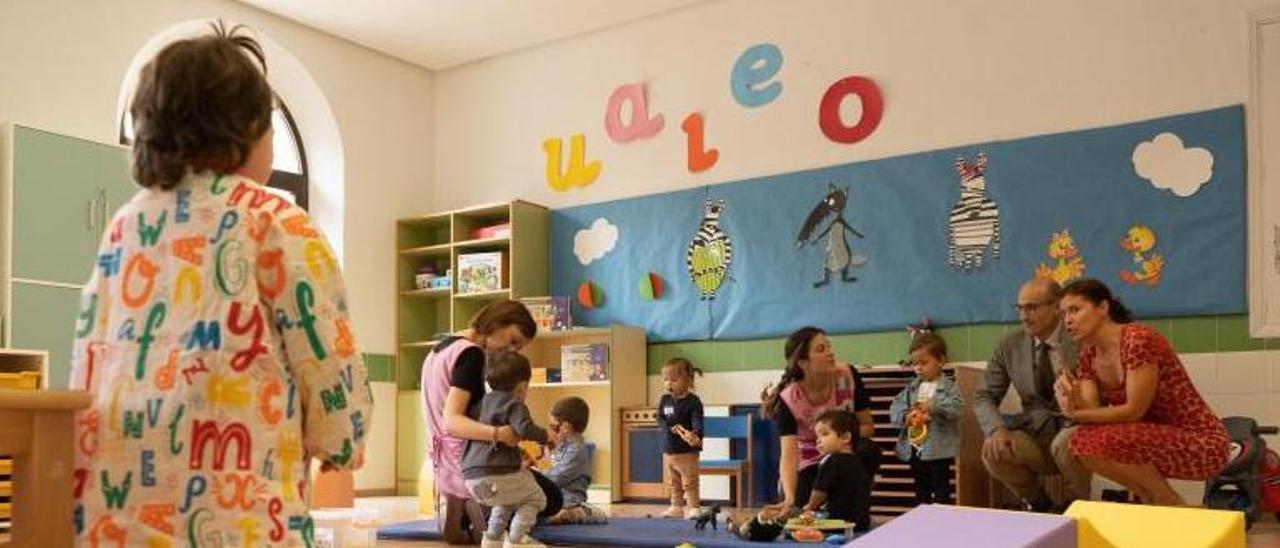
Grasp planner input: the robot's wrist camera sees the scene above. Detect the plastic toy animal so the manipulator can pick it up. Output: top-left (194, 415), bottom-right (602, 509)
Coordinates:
top-left (694, 504), bottom-right (721, 531)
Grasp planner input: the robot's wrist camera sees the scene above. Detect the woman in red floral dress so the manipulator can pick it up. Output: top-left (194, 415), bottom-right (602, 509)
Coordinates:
top-left (1055, 279), bottom-right (1228, 506)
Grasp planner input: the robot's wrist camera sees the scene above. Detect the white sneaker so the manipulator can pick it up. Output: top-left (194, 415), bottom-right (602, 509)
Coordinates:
top-left (480, 533), bottom-right (506, 548)
top-left (660, 505), bottom-right (685, 518)
top-left (503, 534), bottom-right (546, 548)
top-left (685, 507), bottom-right (702, 520)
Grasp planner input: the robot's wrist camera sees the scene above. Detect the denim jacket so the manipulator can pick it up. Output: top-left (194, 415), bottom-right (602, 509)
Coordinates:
top-left (889, 375), bottom-right (962, 461)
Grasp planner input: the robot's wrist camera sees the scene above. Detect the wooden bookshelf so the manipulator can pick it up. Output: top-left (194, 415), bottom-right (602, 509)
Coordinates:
top-left (520, 324), bottom-right (647, 503)
top-left (394, 200), bottom-right (549, 390)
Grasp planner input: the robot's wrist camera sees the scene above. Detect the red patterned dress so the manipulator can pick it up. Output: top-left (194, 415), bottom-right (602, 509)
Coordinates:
top-left (1068, 323), bottom-right (1228, 480)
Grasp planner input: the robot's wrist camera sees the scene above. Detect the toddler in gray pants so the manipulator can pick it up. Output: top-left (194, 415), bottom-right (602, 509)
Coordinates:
top-left (461, 351), bottom-right (548, 548)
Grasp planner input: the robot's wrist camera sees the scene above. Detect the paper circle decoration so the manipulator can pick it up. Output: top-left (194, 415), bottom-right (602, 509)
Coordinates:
top-left (577, 281), bottom-right (603, 309)
top-left (638, 272), bottom-right (664, 301)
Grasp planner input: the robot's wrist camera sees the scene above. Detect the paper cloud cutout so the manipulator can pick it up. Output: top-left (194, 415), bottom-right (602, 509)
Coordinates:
top-left (573, 218), bottom-right (619, 265)
top-left (1132, 132), bottom-right (1214, 197)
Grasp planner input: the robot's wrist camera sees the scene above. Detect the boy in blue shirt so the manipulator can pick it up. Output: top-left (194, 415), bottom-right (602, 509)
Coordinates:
top-left (545, 396), bottom-right (608, 524)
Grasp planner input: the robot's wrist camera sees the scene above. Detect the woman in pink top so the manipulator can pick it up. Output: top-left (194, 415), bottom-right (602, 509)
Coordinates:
top-left (761, 327), bottom-right (880, 515)
top-left (421, 300), bottom-right (562, 543)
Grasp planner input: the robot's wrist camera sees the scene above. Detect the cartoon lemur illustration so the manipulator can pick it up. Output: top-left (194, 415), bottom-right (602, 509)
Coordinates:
top-left (687, 199), bottom-right (733, 299)
top-left (797, 183), bottom-right (866, 287)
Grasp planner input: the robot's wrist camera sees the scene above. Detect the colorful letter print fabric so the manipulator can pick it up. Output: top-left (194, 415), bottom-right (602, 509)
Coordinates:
top-left (69, 172), bottom-right (372, 547)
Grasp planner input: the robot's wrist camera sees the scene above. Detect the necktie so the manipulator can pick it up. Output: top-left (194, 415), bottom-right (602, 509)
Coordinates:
top-left (1035, 342), bottom-right (1055, 399)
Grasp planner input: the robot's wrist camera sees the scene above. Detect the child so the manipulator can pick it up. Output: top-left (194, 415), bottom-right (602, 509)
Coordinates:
top-left (461, 351), bottom-right (549, 548)
top-left (799, 409), bottom-right (871, 532)
top-left (656, 357), bottom-right (705, 519)
top-left (545, 396), bottom-right (609, 524)
top-left (889, 332), bottom-right (962, 505)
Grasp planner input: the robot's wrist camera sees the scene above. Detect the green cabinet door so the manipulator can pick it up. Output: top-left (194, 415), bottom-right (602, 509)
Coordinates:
top-left (12, 127), bottom-right (99, 284)
top-left (10, 281), bottom-right (83, 389)
top-left (397, 390), bottom-right (428, 495)
top-left (98, 144), bottom-right (139, 230)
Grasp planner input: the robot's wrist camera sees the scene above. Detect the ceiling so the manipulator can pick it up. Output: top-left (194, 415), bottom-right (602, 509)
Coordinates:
top-left (236, 0), bottom-right (709, 70)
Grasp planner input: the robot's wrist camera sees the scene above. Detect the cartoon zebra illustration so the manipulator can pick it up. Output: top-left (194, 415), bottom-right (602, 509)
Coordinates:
top-left (686, 199), bottom-right (732, 300)
top-left (948, 152), bottom-right (1001, 271)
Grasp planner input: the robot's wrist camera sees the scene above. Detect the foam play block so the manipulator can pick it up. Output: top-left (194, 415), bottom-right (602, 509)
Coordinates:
top-left (847, 504), bottom-right (1075, 548)
top-left (1064, 500), bottom-right (1244, 548)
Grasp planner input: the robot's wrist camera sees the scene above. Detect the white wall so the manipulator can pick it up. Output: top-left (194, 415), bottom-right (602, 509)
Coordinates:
top-left (434, 0), bottom-right (1279, 211)
top-left (0, 0), bottom-right (435, 355)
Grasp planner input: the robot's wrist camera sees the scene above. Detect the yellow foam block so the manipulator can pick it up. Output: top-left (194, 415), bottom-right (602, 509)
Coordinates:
top-left (1064, 500), bottom-right (1244, 548)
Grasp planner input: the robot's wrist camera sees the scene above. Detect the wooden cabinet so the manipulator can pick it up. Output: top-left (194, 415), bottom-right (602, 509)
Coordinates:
top-left (1, 125), bottom-right (134, 388)
top-left (519, 325), bottom-right (647, 503)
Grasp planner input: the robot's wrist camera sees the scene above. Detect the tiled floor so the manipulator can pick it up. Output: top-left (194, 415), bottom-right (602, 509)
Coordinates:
top-left (359, 496), bottom-right (1280, 547)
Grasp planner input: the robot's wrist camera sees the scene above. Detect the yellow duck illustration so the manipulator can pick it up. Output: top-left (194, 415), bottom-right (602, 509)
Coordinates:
top-left (1035, 230), bottom-right (1086, 284)
top-left (1119, 225), bottom-right (1165, 286)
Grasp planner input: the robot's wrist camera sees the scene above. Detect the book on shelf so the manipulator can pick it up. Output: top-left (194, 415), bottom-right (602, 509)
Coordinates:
top-left (561, 343), bottom-right (608, 382)
top-left (520, 296), bottom-right (571, 331)
top-left (470, 223), bottom-right (511, 240)
top-left (457, 252), bottom-right (503, 294)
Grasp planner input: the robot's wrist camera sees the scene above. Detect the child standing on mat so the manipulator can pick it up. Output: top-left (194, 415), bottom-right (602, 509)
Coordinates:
top-left (657, 357), bottom-right (705, 519)
top-left (889, 332), bottom-right (962, 505)
top-left (799, 409), bottom-right (872, 532)
top-left (461, 351), bottom-right (549, 548)
top-left (545, 396), bottom-right (609, 524)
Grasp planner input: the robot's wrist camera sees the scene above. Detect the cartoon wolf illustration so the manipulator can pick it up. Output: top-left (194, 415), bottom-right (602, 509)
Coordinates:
top-left (797, 183), bottom-right (866, 287)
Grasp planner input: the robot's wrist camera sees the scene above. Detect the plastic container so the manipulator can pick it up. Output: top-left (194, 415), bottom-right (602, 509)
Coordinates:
top-left (0, 371), bottom-right (40, 390)
top-left (310, 508), bottom-right (379, 548)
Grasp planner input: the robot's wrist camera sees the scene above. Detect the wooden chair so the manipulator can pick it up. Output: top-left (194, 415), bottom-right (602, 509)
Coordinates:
top-left (0, 388), bottom-right (90, 547)
top-left (697, 415), bottom-right (752, 507)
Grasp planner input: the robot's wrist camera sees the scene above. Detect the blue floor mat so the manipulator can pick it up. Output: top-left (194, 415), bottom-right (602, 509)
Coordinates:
top-left (378, 517), bottom-right (845, 547)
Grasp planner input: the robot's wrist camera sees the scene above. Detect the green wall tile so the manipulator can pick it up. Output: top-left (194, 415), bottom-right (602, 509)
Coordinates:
top-left (363, 353), bottom-right (394, 383)
top-left (1146, 319), bottom-right (1173, 343)
top-left (830, 333), bottom-right (869, 365)
top-left (934, 327), bottom-right (970, 362)
top-left (711, 340), bottom-right (744, 370)
top-left (967, 324), bottom-right (1007, 363)
top-left (739, 338), bottom-right (786, 370)
top-left (1168, 317), bottom-right (1217, 353)
top-left (1218, 315), bottom-right (1265, 352)
top-left (642, 314), bottom-right (1275, 375)
top-left (646, 344), bottom-right (669, 375)
top-left (665, 341), bottom-right (715, 372)
top-left (859, 332), bottom-right (910, 365)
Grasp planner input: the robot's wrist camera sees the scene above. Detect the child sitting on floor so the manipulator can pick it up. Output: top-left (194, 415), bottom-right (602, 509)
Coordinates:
top-left (799, 409), bottom-right (871, 532)
top-left (889, 332), bottom-right (962, 505)
top-left (545, 396), bottom-right (608, 524)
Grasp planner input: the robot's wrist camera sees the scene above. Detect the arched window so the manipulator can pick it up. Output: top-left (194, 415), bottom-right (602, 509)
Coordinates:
top-left (119, 95), bottom-right (310, 210)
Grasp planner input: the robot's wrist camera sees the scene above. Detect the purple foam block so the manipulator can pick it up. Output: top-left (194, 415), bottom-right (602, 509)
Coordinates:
top-left (846, 504), bottom-right (1076, 548)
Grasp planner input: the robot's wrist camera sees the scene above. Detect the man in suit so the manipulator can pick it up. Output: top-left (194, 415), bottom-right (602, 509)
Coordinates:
top-left (974, 278), bottom-right (1091, 512)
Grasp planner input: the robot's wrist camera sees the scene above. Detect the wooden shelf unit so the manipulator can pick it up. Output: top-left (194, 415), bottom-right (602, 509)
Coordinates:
top-left (394, 200), bottom-right (549, 390)
top-left (519, 324), bottom-right (647, 503)
top-left (0, 349), bottom-right (48, 535)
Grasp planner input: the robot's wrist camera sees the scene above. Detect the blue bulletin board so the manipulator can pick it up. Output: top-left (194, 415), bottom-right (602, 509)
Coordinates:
top-left (551, 106), bottom-right (1246, 342)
